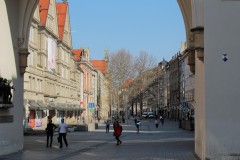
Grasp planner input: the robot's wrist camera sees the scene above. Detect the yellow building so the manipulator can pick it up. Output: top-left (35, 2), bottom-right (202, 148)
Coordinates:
top-left (24, 0), bottom-right (83, 129)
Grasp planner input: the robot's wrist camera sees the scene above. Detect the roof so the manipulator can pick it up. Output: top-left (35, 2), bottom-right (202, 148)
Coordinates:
top-left (122, 79), bottom-right (133, 89)
top-left (91, 60), bottom-right (108, 75)
top-left (56, 2), bottom-right (68, 40)
top-left (39, 0), bottom-right (50, 26)
top-left (72, 49), bottom-right (83, 61)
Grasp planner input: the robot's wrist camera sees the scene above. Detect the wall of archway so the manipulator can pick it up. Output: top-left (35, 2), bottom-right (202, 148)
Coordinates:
top-left (204, 1), bottom-right (240, 159)
top-left (0, 0), bottom-right (38, 155)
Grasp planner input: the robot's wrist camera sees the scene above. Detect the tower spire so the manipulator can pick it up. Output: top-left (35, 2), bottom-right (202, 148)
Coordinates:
top-left (104, 49), bottom-right (109, 62)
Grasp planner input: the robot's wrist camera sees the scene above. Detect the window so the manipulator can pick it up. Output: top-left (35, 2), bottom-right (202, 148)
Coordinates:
top-left (32, 77), bottom-right (36, 91)
top-left (29, 27), bottom-right (34, 43)
top-left (36, 79), bottom-right (39, 92)
top-left (61, 66), bottom-right (64, 78)
top-left (65, 68), bottom-right (68, 79)
top-left (39, 80), bottom-right (42, 93)
top-left (37, 53), bottom-right (42, 68)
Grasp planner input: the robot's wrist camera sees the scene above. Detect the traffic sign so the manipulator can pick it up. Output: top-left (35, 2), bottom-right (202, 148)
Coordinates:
top-left (90, 108), bottom-right (94, 113)
top-left (89, 103), bottom-right (94, 108)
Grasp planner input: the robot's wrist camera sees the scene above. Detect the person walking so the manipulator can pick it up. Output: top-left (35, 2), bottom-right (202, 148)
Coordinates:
top-left (59, 118), bottom-right (68, 148)
top-left (105, 120), bottom-right (110, 133)
top-left (154, 118), bottom-right (159, 128)
top-left (45, 119), bottom-right (57, 148)
top-left (136, 120), bottom-right (141, 133)
top-left (160, 115), bottom-right (164, 125)
top-left (113, 121), bottom-right (122, 145)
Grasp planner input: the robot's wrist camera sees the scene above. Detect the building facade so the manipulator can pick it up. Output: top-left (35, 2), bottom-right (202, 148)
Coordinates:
top-left (24, 1), bottom-right (83, 129)
top-left (168, 53), bottom-right (181, 121)
top-left (91, 52), bottom-right (110, 120)
top-left (179, 45), bottom-right (195, 130)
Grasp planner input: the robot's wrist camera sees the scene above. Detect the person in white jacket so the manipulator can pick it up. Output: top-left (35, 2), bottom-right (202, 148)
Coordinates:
top-left (59, 118), bottom-right (68, 148)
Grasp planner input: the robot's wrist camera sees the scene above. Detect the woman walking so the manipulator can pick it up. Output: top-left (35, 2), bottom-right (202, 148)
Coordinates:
top-left (113, 121), bottom-right (122, 145)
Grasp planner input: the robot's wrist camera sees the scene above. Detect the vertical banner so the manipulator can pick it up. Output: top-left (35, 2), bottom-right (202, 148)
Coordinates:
top-left (47, 38), bottom-right (56, 72)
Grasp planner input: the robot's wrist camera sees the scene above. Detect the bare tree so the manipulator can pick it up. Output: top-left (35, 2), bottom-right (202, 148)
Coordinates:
top-left (129, 51), bottom-right (158, 116)
top-left (108, 49), bottom-right (135, 119)
top-left (108, 49), bottom-right (158, 118)
top-left (133, 51), bottom-right (157, 75)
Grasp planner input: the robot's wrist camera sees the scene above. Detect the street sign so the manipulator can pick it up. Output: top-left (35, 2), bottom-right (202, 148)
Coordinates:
top-left (90, 108), bottom-right (94, 113)
top-left (182, 102), bottom-right (188, 108)
top-left (89, 103), bottom-right (94, 108)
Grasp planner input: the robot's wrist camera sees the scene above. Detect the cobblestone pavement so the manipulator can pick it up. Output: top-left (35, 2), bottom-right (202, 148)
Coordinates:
top-left (0, 119), bottom-right (197, 160)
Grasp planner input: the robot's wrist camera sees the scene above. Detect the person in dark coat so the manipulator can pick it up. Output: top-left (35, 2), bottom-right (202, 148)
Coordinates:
top-left (105, 120), bottom-right (110, 133)
top-left (113, 121), bottom-right (122, 145)
top-left (45, 119), bottom-right (57, 147)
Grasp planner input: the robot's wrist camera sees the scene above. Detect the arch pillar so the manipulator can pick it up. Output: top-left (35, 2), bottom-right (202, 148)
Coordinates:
top-left (0, 0), bottom-right (38, 156)
top-left (178, 0), bottom-right (205, 159)
top-left (191, 27), bottom-right (204, 61)
top-left (19, 48), bottom-right (30, 76)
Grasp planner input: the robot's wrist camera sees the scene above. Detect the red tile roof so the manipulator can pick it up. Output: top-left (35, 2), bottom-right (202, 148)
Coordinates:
top-left (56, 2), bottom-right (68, 40)
top-left (122, 79), bottom-right (133, 89)
top-left (39, 0), bottom-right (50, 26)
top-left (72, 49), bottom-right (83, 61)
top-left (91, 60), bottom-right (108, 75)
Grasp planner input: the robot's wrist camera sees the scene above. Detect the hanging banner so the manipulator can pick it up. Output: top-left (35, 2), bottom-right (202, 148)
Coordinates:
top-left (47, 38), bottom-right (56, 72)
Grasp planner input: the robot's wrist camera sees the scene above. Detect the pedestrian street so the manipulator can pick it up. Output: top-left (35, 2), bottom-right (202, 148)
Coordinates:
top-left (1, 120), bottom-right (196, 160)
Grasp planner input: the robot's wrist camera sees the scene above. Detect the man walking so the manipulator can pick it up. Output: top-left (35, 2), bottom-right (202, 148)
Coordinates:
top-left (59, 118), bottom-right (68, 148)
top-left (45, 119), bottom-right (57, 147)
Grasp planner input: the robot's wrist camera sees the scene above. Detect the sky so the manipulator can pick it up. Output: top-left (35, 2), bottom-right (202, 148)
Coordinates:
top-left (57, 0), bottom-right (186, 61)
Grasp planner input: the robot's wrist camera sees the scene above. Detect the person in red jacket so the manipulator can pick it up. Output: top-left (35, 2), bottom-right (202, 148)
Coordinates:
top-left (113, 121), bottom-right (122, 145)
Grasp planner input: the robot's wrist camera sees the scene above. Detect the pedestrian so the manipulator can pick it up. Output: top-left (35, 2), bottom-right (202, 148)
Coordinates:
top-left (59, 118), bottom-right (68, 148)
top-left (136, 120), bottom-right (141, 133)
top-left (45, 119), bottom-right (57, 148)
top-left (105, 120), bottom-right (110, 133)
top-left (122, 116), bottom-right (125, 123)
top-left (113, 121), bottom-right (122, 145)
top-left (154, 118), bottom-right (159, 128)
top-left (160, 115), bottom-right (164, 125)
top-left (134, 117), bottom-right (138, 125)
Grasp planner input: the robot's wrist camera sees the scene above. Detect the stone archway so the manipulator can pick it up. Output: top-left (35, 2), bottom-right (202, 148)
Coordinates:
top-left (1, 1), bottom-right (240, 159)
top-left (0, 0), bottom-right (202, 157)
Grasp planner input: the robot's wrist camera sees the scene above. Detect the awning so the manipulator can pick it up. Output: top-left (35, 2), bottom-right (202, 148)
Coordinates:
top-left (47, 102), bottom-right (56, 110)
top-left (55, 103), bottom-right (65, 111)
top-left (28, 100), bottom-right (40, 110)
top-left (67, 104), bottom-right (79, 111)
top-left (37, 101), bottom-right (48, 110)
top-left (68, 104), bottom-right (85, 111)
